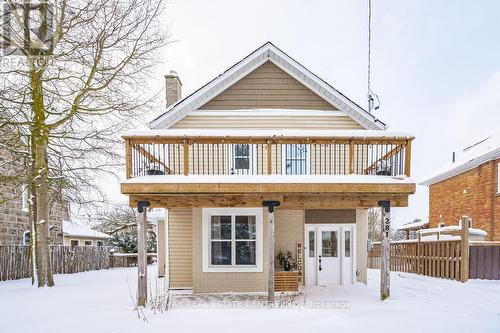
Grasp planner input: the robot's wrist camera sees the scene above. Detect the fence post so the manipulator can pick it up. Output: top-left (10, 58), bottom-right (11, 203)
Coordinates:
top-left (460, 216), bottom-right (470, 283)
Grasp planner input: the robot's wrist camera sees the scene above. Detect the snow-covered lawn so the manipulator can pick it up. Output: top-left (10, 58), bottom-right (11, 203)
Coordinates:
top-left (1, 267), bottom-right (499, 333)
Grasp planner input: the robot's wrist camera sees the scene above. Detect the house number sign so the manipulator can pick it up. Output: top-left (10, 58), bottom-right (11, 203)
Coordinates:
top-left (296, 242), bottom-right (303, 283)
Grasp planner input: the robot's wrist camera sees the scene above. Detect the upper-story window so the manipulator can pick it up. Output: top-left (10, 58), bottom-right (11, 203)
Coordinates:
top-left (283, 144), bottom-right (309, 175)
top-left (231, 144), bottom-right (253, 175)
top-left (22, 186), bottom-right (29, 212)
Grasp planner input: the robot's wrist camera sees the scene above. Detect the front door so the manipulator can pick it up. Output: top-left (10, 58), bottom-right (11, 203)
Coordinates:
top-left (304, 224), bottom-right (356, 286)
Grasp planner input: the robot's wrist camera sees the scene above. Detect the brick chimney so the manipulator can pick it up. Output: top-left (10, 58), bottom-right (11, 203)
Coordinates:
top-left (165, 70), bottom-right (182, 108)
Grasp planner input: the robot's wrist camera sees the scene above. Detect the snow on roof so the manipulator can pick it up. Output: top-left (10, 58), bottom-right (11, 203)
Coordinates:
top-left (148, 42), bottom-right (387, 130)
top-left (421, 134), bottom-right (500, 186)
top-left (122, 174), bottom-right (414, 184)
top-left (418, 225), bottom-right (487, 237)
top-left (122, 129), bottom-right (414, 139)
top-left (63, 221), bottom-right (113, 239)
top-left (397, 220), bottom-right (429, 231)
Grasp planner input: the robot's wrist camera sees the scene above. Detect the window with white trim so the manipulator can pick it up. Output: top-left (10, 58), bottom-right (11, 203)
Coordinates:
top-left (230, 144), bottom-right (253, 175)
top-left (203, 208), bottom-right (263, 272)
top-left (22, 231), bottom-right (30, 245)
top-left (84, 240), bottom-right (92, 246)
top-left (283, 144), bottom-right (308, 175)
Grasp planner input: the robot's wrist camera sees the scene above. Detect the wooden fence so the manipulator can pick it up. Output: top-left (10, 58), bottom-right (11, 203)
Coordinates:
top-left (0, 245), bottom-right (144, 282)
top-left (469, 243), bottom-right (500, 280)
top-left (368, 240), bottom-right (464, 281)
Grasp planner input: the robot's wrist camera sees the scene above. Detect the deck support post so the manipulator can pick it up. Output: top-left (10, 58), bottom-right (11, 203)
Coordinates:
top-left (137, 200), bottom-right (150, 306)
top-left (262, 200), bottom-right (280, 304)
top-left (378, 200), bottom-right (391, 300)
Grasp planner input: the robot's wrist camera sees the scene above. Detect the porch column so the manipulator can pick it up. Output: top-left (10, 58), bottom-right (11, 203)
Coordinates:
top-left (262, 200), bottom-right (280, 304)
top-left (137, 200), bottom-right (150, 306)
top-left (378, 200), bottom-right (391, 300)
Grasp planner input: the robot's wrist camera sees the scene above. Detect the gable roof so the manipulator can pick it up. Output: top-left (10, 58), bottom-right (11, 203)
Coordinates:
top-left (421, 134), bottom-right (500, 186)
top-left (149, 42), bottom-right (387, 130)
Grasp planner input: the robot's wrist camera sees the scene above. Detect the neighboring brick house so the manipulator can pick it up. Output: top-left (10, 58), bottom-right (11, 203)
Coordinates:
top-left (421, 135), bottom-right (500, 241)
top-left (0, 143), bottom-right (68, 245)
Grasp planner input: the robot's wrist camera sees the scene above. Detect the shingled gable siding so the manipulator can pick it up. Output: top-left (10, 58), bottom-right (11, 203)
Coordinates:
top-left (199, 61), bottom-right (335, 110)
top-left (429, 159), bottom-right (500, 241)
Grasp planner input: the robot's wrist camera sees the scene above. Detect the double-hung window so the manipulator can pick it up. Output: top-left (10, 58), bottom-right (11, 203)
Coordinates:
top-left (231, 144), bottom-right (252, 175)
top-left (203, 208), bottom-right (263, 272)
top-left (283, 144), bottom-right (309, 175)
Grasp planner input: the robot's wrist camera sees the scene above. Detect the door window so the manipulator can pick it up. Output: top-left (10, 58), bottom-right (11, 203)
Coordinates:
top-left (284, 144), bottom-right (308, 175)
top-left (345, 230), bottom-right (351, 257)
top-left (308, 230), bottom-right (315, 257)
top-left (321, 231), bottom-right (338, 257)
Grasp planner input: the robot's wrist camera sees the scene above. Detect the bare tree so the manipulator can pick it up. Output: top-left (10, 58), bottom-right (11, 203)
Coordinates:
top-left (0, 0), bottom-right (169, 287)
top-left (368, 207), bottom-right (381, 242)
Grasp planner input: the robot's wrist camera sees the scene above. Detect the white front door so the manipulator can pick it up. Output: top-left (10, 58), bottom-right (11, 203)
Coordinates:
top-left (305, 224), bottom-right (356, 286)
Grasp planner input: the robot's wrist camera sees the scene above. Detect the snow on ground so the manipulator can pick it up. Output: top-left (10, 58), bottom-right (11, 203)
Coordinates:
top-left (1, 267), bottom-right (499, 333)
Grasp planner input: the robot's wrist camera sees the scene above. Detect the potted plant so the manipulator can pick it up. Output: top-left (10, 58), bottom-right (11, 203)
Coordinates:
top-left (277, 250), bottom-right (297, 271)
top-left (374, 160), bottom-right (392, 176)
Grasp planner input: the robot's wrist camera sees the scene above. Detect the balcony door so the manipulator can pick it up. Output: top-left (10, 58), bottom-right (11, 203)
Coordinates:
top-left (282, 144), bottom-right (309, 175)
top-left (230, 144), bottom-right (256, 175)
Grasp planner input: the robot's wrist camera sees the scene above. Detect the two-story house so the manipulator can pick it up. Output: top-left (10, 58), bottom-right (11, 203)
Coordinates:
top-left (120, 42), bottom-right (416, 294)
top-left (421, 135), bottom-right (499, 240)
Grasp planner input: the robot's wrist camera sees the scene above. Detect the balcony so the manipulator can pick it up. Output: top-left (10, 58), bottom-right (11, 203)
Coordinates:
top-left (124, 129), bottom-right (413, 179)
top-left (121, 130), bottom-right (415, 208)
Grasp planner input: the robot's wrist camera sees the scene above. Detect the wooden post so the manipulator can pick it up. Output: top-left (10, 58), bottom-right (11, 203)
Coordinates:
top-left (349, 140), bottom-right (355, 174)
top-left (460, 216), bottom-right (470, 283)
top-left (404, 139), bottom-right (412, 177)
top-left (378, 200), bottom-right (391, 300)
top-left (183, 141), bottom-right (189, 176)
top-left (137, 201), bottom-right (150, 306)
top-left (267, 142), bottom-right (272, 175)
top-left (125, 139), bottom-right (132, 179)
top-left (262, 200), bottom-right (280, 304)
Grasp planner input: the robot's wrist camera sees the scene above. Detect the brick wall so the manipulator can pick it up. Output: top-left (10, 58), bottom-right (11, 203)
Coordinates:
top-left (429, 159), bottom-right (499, 240)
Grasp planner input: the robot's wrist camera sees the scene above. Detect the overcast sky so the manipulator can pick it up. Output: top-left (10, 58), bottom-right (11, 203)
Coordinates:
top-left (102, 0), bottom-right (500, 227)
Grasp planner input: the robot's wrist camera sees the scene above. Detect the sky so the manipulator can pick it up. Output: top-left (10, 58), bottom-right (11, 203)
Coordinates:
top-left (103, 0), bottom-right (500, 227)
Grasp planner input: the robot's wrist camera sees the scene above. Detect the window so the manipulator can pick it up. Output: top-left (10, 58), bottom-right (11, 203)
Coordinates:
top-left (231, 144), bottom-right (253, 174)
top-left (202, 208), bottom-right (263, 272)
top-left (21, 187), bottom-right (29, 212)
top-left (84, 240), bottom-right (92, 246)
top-left (308, 231), bottom-right (315, 257)
top-left (96, 241), bottom-right (104, 247)
top-left (498, 162), bottom-right (500, 193)
top-left (23, 231), bottom-right (30, 245)
top-left (344, 230), bottom-right (351, 257)
top-left (70, 240), bottom-right (79, 247)
top-left (283, 144), bottom-right (308, 175)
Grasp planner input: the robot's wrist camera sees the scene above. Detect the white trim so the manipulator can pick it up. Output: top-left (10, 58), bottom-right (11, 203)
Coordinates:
top-left (202, 208), bottom-right (263, 273)
top-left (70, 239), bottom-right (80, 246)
top-left (84, 240), bottom-right (93, 246)
top-left (149, 42), bottom-right (386, 130)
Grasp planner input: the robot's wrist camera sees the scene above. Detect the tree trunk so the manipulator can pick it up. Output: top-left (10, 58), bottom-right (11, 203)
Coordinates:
top-left (30, 65), bottom-right (54, 287)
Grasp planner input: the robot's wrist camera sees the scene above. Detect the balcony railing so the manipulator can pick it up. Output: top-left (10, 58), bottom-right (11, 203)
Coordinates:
top-left (124, 133), bottom-right (413, 179)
